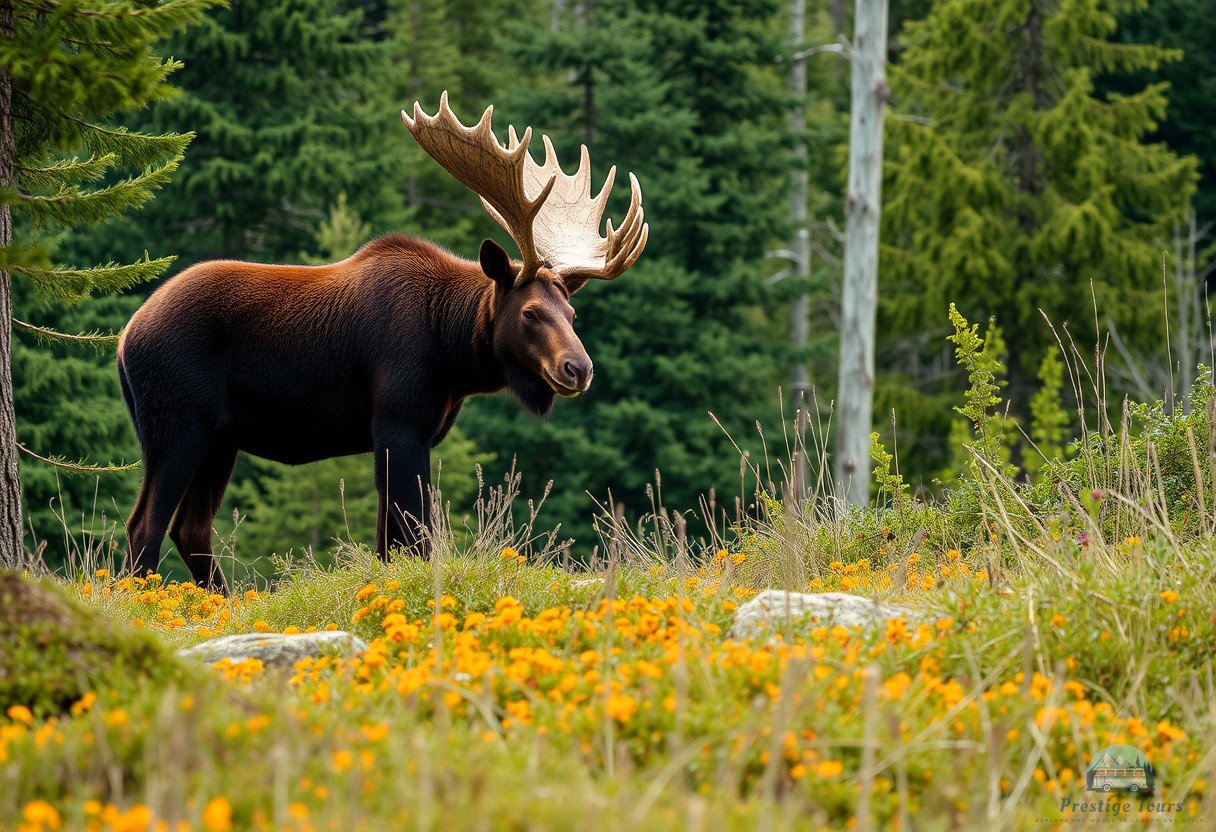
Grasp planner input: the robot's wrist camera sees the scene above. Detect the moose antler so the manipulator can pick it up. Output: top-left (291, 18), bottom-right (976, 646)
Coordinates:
top-left (402, 93), bottom-right (648, 284)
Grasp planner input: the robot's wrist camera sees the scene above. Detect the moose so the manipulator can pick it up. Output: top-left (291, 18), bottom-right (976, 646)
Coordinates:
top-left (117, 94), bottom-right (648, 589)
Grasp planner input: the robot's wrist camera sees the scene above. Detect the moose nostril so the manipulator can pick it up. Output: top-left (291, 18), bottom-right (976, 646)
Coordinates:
top-left (563, 359), bottom-right (579, 381)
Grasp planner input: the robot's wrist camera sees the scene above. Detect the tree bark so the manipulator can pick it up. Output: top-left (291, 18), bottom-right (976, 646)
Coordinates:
top-left (0, 0), bottom-right (25, 568)
top-left (835, 0), bottom-right (888, 506)
top-left (788, 0), bottom-right (811, 501)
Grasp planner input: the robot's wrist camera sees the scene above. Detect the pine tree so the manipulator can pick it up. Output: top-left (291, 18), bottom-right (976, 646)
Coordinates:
top-left (461, 0), bottom-right (793, 547)
top-left (86, 0), bottom-right (402, 268)
top-left (880, 0), bottom-right (1197, 473)
top-left (0, 0), bottom-right (217, 567)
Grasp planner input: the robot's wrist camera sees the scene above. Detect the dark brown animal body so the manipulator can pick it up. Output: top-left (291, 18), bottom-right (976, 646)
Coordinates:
top-left (120, 95), bottom-right (648, 589)
top-left (118, 236), bottom-right (589, 588)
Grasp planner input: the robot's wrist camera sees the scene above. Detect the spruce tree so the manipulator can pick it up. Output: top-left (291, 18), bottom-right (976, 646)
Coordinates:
top-left (90, 0), bottom-right (401, 268)
top-left (880, 0), bottom-right (1197, 472)
top-left (461, 0), bottom-right (792, 546)
top-left (0, 0), bottom-right (216, 567)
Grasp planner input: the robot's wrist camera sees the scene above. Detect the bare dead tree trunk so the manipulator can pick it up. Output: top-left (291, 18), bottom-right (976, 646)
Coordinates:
top-left (0, 0), bottom-right (25, 568)
top-left (835, 0), bottom-right (888, 506)
top-left (788, 0), bottom-right (811, 501)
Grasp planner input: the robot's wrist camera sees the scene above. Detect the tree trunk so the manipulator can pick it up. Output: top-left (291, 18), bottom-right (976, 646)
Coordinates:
top-left (0, 0), bottom-right (25, 568)
top-left (788, 0), bottom-right (811, 501)
top-left (835, 0), bottom-right (888, 506)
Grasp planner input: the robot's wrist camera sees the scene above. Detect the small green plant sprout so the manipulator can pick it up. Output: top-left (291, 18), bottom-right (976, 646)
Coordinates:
top-left (869, 431), bottom-right (909, 511)
top-left (946, 304), bottom-right (1017, 477)
top-left (1025, 350), bottom-right (1071, 480)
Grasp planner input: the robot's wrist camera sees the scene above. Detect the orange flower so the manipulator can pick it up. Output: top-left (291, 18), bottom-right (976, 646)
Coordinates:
top-left (202, 797), bottom-right (232, 832)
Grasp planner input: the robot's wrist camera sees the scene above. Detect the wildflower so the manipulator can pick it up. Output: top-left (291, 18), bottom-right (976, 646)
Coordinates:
top-left (1160, 590), bottom-right (1180, 604)
top-left (814, 759), bottom-right (844, 778)
top-left (1124, 536), bottom-right (1141, 546)
top-left (7, 704), bottom-right (33, 724)
top-left (22, 800), bottom-right (61, 830)
top-left (332, 748), bottom-right (355, 772)
top-left (202, 797), bottom-right (232, 832)
top-left (501, 546), bottom-right (520, 560)
top-left (606, 694), bottom-right (638, 724)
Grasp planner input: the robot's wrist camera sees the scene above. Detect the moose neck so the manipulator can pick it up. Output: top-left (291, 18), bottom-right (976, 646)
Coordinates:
top-left (428, 268), bottom-right (505, 399)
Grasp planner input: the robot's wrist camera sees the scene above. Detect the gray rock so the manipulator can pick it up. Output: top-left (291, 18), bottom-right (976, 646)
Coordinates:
top-left (729, 590), bottom-right (919, 640)
top-left (177, 630), bottom-right (368, 669)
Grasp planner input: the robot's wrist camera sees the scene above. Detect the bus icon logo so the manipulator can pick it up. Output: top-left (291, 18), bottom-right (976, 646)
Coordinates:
top-left (1087, 745), bottom-right (1153, 793)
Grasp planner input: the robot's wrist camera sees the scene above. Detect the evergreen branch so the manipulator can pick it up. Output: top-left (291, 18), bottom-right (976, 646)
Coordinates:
top-left (17, 255), bottom-right (175, 304)
top-left (16, 443), bottom-right (140, 475)
top-left (76, 124), bottom-right (192, 171)
top-left (12, 317), bottom-right (122, 350)
top-left (18, 0), bottom-right (221, 42)
top-left (15, 153), bottom-right (117, 191)
top-left (9, 156), bottom-right (183, 229)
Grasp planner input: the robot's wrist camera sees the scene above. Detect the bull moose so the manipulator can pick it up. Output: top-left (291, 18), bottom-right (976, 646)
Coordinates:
top-left (117, 94), bottom-right (649, 589)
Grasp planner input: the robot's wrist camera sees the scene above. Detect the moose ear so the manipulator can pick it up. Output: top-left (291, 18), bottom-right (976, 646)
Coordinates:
top-left (479, 238), bottom-right (516, 293)
top-left (562, 273), bottom-right (592, 295)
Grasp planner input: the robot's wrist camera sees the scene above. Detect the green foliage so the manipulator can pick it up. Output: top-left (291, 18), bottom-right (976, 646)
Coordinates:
top-left (0, 571), bottom-right (190, 717)
top-left (77, 0), bottom-right (403, 268)
top-left (1, 0), bottom-right (217, 299)
top-left (299, 193), bottom-right (370, 265)
top-left (462, 0), bottom-right (793, 547)
top-left (2, 0), bottom-right (216, 567)
top-left (881, 0), bottom-right (1199, 476)
top-left (868, 431), bottom-right (908, 511)
top-left (1026, 351), bottom-right (1071, 480)
top-left (945, 304), bottom-right (1016, 475)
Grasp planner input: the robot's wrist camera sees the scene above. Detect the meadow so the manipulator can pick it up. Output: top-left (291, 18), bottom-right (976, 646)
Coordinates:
top-left (3, 356), bottom-right (1215, 831)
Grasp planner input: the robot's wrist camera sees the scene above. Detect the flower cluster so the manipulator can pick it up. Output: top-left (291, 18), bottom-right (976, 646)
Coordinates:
top-left (83, 570), bottom-right (255, 637)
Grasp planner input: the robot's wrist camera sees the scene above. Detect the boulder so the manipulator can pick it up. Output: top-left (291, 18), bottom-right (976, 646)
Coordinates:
top-left (178, 631), bottom-right (367, 669)
top-left (729, 590), bottom-right (919, 640)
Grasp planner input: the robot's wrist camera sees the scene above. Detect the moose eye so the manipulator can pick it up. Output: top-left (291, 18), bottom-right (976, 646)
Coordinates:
top-left (522, 309), bottom-right (539, 322)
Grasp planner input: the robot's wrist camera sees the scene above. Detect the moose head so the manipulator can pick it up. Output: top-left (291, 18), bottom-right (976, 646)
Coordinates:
top-left (402, 93), bottom-right (649, 415)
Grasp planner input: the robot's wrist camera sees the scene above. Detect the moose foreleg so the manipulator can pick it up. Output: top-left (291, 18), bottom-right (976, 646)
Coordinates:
top-left (373, 426), bottom-right (432, 560)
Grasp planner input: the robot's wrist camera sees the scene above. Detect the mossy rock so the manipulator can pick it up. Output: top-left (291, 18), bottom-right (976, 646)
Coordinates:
top-left (0, 571), bottom-right (194, 717)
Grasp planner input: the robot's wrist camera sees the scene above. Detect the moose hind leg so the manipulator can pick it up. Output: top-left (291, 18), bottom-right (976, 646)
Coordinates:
top-left (170, 441), bottom-right (237, 592)
top-left (125, 435), bottom-right (209, 579)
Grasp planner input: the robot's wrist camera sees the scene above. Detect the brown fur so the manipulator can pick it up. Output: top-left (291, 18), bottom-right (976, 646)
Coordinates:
top-left (118, 235), bottom-right (592, 589)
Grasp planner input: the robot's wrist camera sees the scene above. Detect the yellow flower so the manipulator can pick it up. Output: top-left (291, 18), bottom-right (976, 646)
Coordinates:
top-left (22, 800), bottom-right (61, 830)
top-left (1160, 589), bottom-right (1180, 604)
top-left (202, 797), bottom-right (232, 832)
top-left (501, 546), bottom-right (520, 560)
top-left (7, 704), bottom-right (33, 724)
top-left (332, 748), bottom-right (355, 772)
top-left (814, 759), bottom-right (844, 778)
top-left (606, 694), bottom-right (638, 724)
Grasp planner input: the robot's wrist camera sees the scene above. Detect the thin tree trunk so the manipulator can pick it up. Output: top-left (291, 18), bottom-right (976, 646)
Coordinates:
top-left (789, 0), bottom-right (811, 501)
top-left (835, 0), bottom-right (888, 506)
top-left (0, 0), bottom-right (25, 568)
